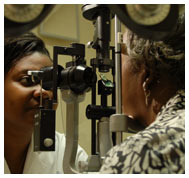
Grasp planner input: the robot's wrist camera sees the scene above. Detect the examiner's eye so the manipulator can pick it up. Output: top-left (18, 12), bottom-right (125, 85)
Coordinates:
top-left (20, 76), bottom-right (39, 86)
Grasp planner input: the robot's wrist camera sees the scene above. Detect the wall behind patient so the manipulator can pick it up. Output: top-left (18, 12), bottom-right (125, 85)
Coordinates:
top-left (32, 4), bottom-right (132, 154)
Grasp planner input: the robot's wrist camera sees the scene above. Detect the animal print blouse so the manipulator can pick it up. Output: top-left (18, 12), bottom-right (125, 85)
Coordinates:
top-left (100, 90), bottom-right (185, 174)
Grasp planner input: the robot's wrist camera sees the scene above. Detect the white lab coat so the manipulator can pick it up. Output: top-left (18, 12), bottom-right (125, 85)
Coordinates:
top-left (4, 132), bottom-right (88, 174)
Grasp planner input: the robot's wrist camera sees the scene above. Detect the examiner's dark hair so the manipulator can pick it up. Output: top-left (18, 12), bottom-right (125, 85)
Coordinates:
top-left (4, 32), bottom-right (50, 75)
top-left (123, 14), bottom-right (185, 90)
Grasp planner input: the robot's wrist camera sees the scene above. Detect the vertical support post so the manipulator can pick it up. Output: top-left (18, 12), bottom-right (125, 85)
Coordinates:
top-left (115, 15), bottom-right (122, 144)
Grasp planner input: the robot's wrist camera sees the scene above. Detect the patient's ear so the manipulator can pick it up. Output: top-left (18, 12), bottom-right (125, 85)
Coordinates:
top-left (141, 69), bottom-right (154, 107)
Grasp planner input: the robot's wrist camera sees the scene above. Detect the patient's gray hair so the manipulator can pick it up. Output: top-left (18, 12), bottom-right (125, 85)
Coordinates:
top-left (123, 14), bottom-right (185, 89)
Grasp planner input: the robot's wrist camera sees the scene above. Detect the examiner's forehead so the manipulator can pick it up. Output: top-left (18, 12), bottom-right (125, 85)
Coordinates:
top-left (10, 52), bottom-right (52, 74)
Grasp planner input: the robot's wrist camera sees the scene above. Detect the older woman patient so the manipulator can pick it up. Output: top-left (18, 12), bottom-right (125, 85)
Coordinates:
top-left (100, 14), bottom-right (185, 174)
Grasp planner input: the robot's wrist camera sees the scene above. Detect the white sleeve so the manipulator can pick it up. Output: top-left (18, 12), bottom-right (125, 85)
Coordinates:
top-left (75, 144), bottom-right (88, 171)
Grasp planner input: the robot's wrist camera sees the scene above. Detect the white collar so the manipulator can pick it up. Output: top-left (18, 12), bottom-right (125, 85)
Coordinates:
top-left (4, 159), bottom-right (11, 174)
top-left (4, 135), bottom-right (41, 174)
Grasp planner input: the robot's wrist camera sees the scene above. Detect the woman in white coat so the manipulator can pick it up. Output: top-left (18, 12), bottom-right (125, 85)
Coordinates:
top-left (4, 32), bottom-right (88, 174)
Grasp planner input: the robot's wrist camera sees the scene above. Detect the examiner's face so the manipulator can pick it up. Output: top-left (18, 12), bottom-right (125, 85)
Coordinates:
top-left (4, 52), bottom-right (53, 130)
